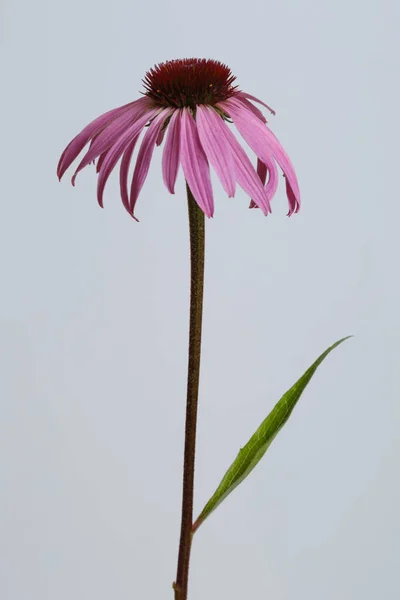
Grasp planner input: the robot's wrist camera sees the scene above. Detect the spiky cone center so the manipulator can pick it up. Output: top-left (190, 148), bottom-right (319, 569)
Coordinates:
top-left (143, 58), bottom-right (238, 110)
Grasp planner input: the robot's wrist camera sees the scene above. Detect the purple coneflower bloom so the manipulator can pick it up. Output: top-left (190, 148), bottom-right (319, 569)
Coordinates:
top-left (57, 58), bottom-right (300, 220)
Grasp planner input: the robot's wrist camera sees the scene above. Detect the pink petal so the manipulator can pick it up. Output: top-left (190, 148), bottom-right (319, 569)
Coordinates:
top-left (162, 109), bottom-right (181, 194)
top-left (196, 105), bottom-right (236, 197)
top-left (120, 139), bottom-right (139, 216)
top-left (249, 158), bottom-right (279, 209)
top-left (96, 151), bottom-right (108, 173)
top-left (257, 159), bottom-right (268, 185)
top-left (71, 97), bottom-right (153, 185)
top-left (235, 97), bottom-right (267, 123)
top-left (57, 101), bottom-right (134, 180)
top-left (263, 156), bottom-right (279, 202)
top-left (129, 108), bottom-right (173, 214)
top-left (249, 159), bottom-right (267, 208)
top-left (96, 109), bottom-right (158, 210)
top-left (222, 99), bottom-right (300, 209)
top-left (237, 92), bottom-right (276, 115)
top-left (179, 108), bottom-right (214, 218)
top-left (285, 176), bottom-right (300, 215)
top-left (265, 127), bottom-right (301, 213)
top-left (216, 119), bottom-right (270, 214)
top-left (156, 126), bottom-right (166, 146)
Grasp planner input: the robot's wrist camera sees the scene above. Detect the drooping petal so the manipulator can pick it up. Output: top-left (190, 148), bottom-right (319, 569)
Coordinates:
top-left (71, 97), bottom-right (154, 185)
top-left (234, 97), bottom-right (267, 123)
top-left (222, 98), bottom-right (300, 210)
top-left (265, 127), bottom-right (300, 213)
top-left (130, 108), bottom-right (173, 214)
top-left (156, 126), bottom-right (166, 146)
top-left (237, 92), bottom-right (276, 115)
top-left (120, 139), bottom-right (139, 216)
top-left (249, 159), bottom-right (267, 208)
top-left (249, 157), bottom-right (279, 209)
top-left (96, 151), bottom-right (108, 174)
top-left (257, 159), bottom-right (268, 185)
top-left (216, 118), bottom-right (270, 214)
top-left (162, 109), bottom-right (181, 194)
top-left (57, 101), bottom-right (134, 180)
top-left (196, 105), bottom-right (236, 197)
top-left (263, 156), bottom-right (279, 202)
top-left (179, 108), bottom-right (214, 217)
top-left (96, 109), bottom-right (158, 210)
top-left (285, 176), bottom-right (300, 215)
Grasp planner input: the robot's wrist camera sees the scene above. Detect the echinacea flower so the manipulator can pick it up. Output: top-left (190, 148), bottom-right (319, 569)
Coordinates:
top-left (57, 58), bottom-right (300, 220)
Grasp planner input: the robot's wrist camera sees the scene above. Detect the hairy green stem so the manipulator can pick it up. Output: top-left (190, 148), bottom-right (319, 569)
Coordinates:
top-left (173, 184), bottom-right (205, 600)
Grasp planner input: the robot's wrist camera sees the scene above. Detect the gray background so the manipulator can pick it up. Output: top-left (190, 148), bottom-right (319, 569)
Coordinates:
top-left (1, 0), bottom-right (399, 598)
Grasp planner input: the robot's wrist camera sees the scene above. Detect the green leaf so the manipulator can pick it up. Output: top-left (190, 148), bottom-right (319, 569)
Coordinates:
top-left (193, 336), bottom-right (351, 533)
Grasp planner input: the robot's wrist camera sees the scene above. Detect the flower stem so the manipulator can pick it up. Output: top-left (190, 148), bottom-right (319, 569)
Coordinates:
top-left (173, 184), bottom-right (205, 600)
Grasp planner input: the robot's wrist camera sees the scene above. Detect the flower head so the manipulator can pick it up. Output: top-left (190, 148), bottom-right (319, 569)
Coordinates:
top-left (57, 58), bottom-right (300, 220)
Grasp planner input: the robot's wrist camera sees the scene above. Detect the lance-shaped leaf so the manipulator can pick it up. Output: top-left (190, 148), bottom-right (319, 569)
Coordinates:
top-left (193, 336), bottom-right (351, 533)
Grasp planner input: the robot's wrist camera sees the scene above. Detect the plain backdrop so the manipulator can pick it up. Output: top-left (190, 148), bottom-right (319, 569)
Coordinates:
top-left (1, 0), bottom-right (399, 598)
